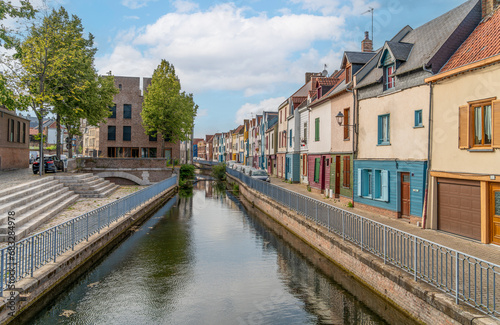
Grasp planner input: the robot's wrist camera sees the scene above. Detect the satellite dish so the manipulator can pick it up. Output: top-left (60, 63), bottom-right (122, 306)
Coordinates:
top-left (322, 64), bottom-right (328, 77)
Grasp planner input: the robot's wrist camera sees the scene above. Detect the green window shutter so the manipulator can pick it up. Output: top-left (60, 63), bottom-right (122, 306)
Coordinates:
top-left (314, 158), bottom-right (320, 183)
top-left (315, 118), bottom-right (320, 141)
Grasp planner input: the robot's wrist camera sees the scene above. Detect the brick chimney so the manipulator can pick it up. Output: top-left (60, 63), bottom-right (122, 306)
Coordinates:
top-left (482, 0), bottom-right (500, 18)
top-left (361, 31), bottom-right (373, 52)
top-left (305, 72), bottom-right (322, 84)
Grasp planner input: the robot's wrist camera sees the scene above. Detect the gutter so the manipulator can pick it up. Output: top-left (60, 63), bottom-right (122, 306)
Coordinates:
top-left (422, 63), bottom-right (433, 229)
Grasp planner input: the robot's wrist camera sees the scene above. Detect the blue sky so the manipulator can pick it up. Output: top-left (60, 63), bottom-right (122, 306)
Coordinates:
top-left (34, 0), bottom-right (465, 137)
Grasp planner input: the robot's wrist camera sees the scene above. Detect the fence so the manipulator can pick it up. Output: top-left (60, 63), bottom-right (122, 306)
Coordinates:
top-left (0, 175), bottom-right (177, 296)
top-left (227, 167), bottom-right (500, 319)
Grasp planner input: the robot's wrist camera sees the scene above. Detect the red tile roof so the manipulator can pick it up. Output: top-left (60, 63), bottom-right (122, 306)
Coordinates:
top-left (441, 7), bottom-right (500, 72)
top-left (292, 96), bottom-right (307, 108)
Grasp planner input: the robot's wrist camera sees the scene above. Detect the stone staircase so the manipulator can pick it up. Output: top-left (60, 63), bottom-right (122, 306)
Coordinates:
top-left (0, 177), bottom-right (79, 242)
top-left (56, 173), bottom-right (119, 198)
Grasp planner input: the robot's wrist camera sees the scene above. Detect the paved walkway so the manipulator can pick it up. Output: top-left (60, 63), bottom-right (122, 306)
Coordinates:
top-left (268, 176), bottom-right (500, 266)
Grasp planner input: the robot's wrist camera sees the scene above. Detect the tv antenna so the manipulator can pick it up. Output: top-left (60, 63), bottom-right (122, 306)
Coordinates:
top-left (362, 7), bottom-right (374, 45)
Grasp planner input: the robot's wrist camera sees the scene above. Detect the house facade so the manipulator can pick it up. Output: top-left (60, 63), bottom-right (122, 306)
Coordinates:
top-left (425, 2), bottom-right (500, 243)
top-left (354, 0), bottom-right (481, 222)
top-left (265, 117), bottom-right (278, 176)
top-left (0, 107), bottom-right (29, 170)
top-left (277, 100), bottom-right (288, 179)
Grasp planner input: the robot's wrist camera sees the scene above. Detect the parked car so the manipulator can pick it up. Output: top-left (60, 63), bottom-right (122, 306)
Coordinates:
top-left (250, 169), bottom-right (270, 182)
top-left (33, 156), bottom-right (56, 174)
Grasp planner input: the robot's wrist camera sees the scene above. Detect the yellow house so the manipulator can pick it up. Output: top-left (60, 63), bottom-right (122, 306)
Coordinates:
top-left (425, 3), bottom-right (500, 244)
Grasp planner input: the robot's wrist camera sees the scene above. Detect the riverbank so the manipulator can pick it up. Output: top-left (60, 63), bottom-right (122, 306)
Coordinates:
top-left (227, 173), bottom-right (498, 325)
top-left (0, 182), bottom-right (177, 325)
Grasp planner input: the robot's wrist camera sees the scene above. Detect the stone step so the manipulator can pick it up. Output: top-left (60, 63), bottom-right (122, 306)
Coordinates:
top-left (55, 174), bottom-right (97, 183)
top-left (0, 180), bottom-right (61, 206)
top-left (81, 183), bottom-right (119, 198)
top-left (0, 177), bottom-right (55, 199)
top-left (0, 183), bottom-right (66, 216)
top-left (65, 178), bottom-right (107, 191)
top-left (0, 194), bottom-right (80, 241)
top-left (76, 182), bottom-right (117, 197)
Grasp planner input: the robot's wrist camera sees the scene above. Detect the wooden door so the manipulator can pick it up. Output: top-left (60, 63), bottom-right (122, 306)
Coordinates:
top-left (400, 173), bottom-right (411, 217)
top-left (490, 184), bottom-right (500, 245)
top-left (320, 156), bottom-right (326, 192)
top-left (335, 156), bottom-right (341, 198)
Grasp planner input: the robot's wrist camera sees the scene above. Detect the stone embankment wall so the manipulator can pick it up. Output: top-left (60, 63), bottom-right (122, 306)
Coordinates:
top-left (227, 174), bottom-right (496, 325)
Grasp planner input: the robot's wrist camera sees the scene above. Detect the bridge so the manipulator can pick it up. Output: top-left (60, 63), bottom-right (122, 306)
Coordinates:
top-left (75, 157), bottom-right (176, 185)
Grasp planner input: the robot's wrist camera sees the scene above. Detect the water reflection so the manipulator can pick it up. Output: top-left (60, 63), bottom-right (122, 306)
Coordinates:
top-left (27, 184), bottom-right (411, 325)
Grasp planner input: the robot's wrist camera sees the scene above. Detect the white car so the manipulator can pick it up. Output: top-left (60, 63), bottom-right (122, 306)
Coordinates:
top-left (250, 169), bottom-right (270, 182)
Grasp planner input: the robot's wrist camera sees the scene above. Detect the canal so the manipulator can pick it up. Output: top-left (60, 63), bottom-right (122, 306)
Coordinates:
top-left (28, 182), bottom-right (417, 324)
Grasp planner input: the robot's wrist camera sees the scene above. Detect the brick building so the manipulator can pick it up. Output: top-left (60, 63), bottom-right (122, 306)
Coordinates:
top-left (0, 107), bottom-right (29, 170)
top-left (95, 76), bottom-right (180, 160)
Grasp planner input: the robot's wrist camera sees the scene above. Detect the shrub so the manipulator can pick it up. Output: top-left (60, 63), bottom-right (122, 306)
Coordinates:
top-left (212, 163), bottom-right (226, 182)
top-left (307, 185), bottom-right (311, 192)
top-left (232, 183), bottom-right (239, 195)
top-left (179, 164), bottom-right (195, 182)
top-left (347, 201), bottom-right (354, 208)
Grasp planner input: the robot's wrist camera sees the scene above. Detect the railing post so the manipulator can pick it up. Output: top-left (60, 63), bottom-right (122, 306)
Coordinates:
top-left (455, 252), bottom-right (459, 304)
top-left (98, 209), bottom-right (101, 234)
top-left (0, 249), bottom-right (3, 297)
top-left (327, 208), bottom-right (330, 231)
top-left (360, 219), bottom-right (363, 251)
top-left (30, 237), bottom-right (34, 277)
top-left (315, 203), bottom-right (318, 224)
top-left (72, 220), bottom-right (75, 251)
top-left (414, 237), bottom-right (417, 281)
top-left (86, 214), bottom-right (89, 242)
top-left (53, 229), bottom-right (57, 263)
top-left (342, 211), bottom-right (345, 241)
top-left (383, 226), bottom-right (387, 264)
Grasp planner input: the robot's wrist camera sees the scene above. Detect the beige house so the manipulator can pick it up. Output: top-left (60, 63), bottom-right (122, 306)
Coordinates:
top-left (425, 3), bottom-right (500, 244)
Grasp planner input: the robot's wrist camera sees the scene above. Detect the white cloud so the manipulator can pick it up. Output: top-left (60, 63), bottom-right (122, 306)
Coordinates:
top-left (173, 0), bottom-right (199, 13)
top-left (197, 108), bottom-right (208, 117)
top-left (234, 97), bottom-right (285, 124)
top-left (97, 3), bottom-right (346, 95)
top-left (121, 0), bottom-right (156, 9)
top-left (124, 16), bottom-right (140, 20)
top-left (289, 0), bottom-right (380, 16)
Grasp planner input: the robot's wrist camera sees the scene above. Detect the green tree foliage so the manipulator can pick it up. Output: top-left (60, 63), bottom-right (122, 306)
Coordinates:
top-left (141, 59), bottom-right (198, 157)
top-left (212, 163), bottom-right (227, 182)
top-left (0, 0), bottom-right (35, 110)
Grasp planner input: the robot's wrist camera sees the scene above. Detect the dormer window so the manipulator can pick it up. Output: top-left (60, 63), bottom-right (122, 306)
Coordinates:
top-left (317, 87), bottom-right (322, 99)
top-left (385, 64), bottom-right (395, 90)
top-left (345, 65), bottom-right (351, 84)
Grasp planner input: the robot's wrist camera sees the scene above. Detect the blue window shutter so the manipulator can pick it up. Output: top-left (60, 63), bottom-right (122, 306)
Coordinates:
top-left (381, 170), bottom-right (389, 202)
top-left (377, 116), bottom-right (382, 144)
top-left (357, 169), bottom-right (362, 196)
top-left (414, 110), bottom-right (418, 127)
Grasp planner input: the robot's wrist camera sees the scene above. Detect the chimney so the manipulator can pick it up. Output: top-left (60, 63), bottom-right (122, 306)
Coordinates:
top-left (482, 0), bottom-right (499, 18)
top-left (361, 31), bottom-right (373, 52)
top-left (305, 72), bottom-right (322, 84)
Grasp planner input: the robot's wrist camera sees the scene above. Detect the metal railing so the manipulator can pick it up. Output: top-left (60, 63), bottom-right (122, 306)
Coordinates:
top-left (195, 159), bottom-right (219, 166)
top-left (0, 175), bottom-right (177, 296)
top-left (227, 167), bottom-right (500, 319)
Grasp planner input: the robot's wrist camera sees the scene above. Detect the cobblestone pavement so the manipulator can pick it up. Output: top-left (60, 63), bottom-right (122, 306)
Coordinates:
top-left (268, 176), bottom-right (500, 266)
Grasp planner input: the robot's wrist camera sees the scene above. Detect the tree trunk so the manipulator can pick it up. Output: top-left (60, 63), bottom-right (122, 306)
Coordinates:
top-left (68, 131), bottom-right (73, 159)
top-left (56, 114), bottom-right (61, 159)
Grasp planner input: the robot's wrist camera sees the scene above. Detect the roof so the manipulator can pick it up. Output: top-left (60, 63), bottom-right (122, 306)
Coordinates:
top-left (291, 96), bottom-right (307, 109)
top-left (356, 0), bottom-right (481, 88)
top-left (342, 51), bottom-right (377, 68)
top-left (234, 125), bottom-right (244, 134)
top-left (441, 6), bottom-right (500, 72)
top-left (310, 70), bottom-right (346, 108)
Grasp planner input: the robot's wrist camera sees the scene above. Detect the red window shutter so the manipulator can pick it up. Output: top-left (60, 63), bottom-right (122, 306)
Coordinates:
top-left (458, 105), bottom-right (470, 149)
top-left (493, 100), bottom-right (500, 148)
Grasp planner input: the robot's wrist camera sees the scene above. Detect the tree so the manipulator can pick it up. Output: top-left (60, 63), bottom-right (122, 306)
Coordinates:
top-left (141, 60), bottom-right (198, 158)
top-left (0, 0), bottom-right (35, 110)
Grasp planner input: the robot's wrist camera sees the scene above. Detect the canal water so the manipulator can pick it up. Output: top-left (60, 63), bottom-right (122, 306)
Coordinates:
top-left (28, 182), bottom-right (416, 325)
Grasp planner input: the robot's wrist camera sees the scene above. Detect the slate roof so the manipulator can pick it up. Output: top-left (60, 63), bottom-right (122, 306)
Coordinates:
top-left (356, 0), bottom-right (481, 89)
top-left (385, 41), bottom-right (413, 62)
top-left (441, 6), bottom-right (500, 72)
top-left (342, 51), bottom-right (377, 68)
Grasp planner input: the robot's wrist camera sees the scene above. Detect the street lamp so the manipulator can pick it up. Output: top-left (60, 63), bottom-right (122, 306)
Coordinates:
top-left (335, 111), bottom-right (357, 132)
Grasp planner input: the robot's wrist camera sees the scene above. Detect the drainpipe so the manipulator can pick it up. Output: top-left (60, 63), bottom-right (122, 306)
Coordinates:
top-left (422, 64), bottom-right (434, 229)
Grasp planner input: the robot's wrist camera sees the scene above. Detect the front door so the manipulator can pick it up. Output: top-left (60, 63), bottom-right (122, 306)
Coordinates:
top-left (335, 156), bottom-right (341, 198)
top-left (400, 172), bottom-right (411, 218)
top-left (320, 156), bottom-right (326, 193)
top-left (490, 184), bottom-right (500, 245)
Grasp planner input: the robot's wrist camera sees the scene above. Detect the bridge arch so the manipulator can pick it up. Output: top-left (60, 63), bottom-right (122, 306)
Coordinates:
top-left (96, 171), bottom-right (149, 186)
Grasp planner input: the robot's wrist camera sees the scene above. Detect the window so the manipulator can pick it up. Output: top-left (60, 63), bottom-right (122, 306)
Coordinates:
top-left (108, 147), bottom-right (116, 157)
top-left (149, 133), bottom-right (157, 141)
top-left (124, 104), bottom-right (132, 119)
top-left (346, 65), bottom-right (351, 84)
top-left (459, 99), bottom-right (500, 149)
top-left (302, 155), bottom-right (307, 176)
top-left (123, 126), bottom-right (131, 141)
top-left (9, 119), bottom-right (14, 142)
top-left (149, 148), bottom-right (157, 158)
top-left (343, 108), bottom-right (350, 140)
top-left (317, 87), bottom-right (322, 99)
top-left (303, 123), bottom-right (307, 145)
top-left (358, 168), bottom-right (388, 201)
top-left (289, 129), bottom-right (292, 147)
top-left (414, 110), bottom-right (423, 127)
top-left (118, 84), bottom-right (122, 91)
top-left (22, 123), bottom-right (26, 143)
top-left (342, 156), bottom-right (350, 188)
top-left (378, 114), bottom-right (390, 145)
top-left (315, 118), bottom-right (320, 141)
top-left (266, 136), bottom-right (268, 150)
top-left (109, 105), bottom-right (116, 118)
top-left (280, 111), bottom-right (282, 123)
top-left (314, 158), bottom-right (320, 183)
top-left (108, 126), bottom-right (116, 141)
top-left (16, 121), bottom-right (20, 142)
top-left (384, 64), bottom-right (395, 90)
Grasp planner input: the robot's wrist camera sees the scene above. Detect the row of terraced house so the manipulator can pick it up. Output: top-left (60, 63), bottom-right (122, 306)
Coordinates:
top-left (198, 0), bottom-right (500, 245)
